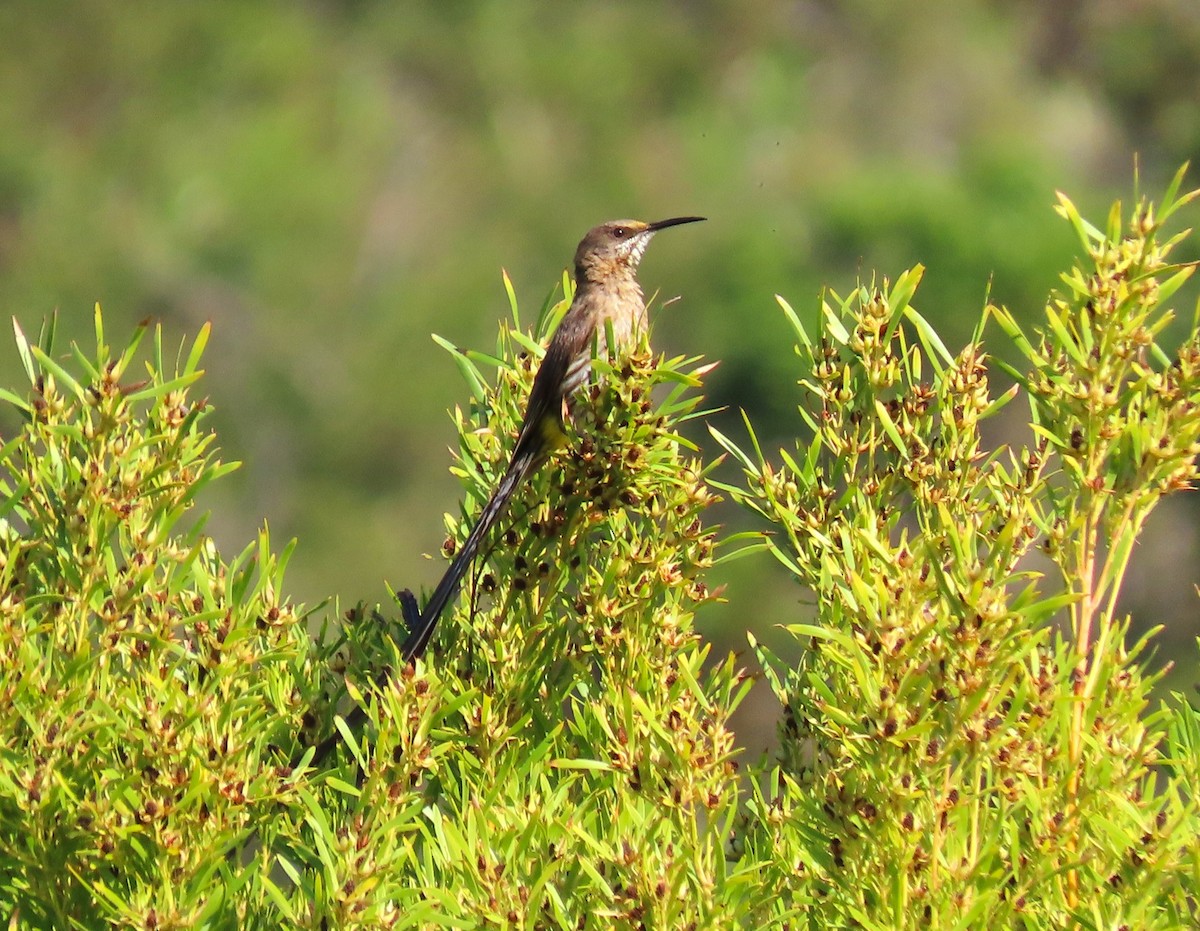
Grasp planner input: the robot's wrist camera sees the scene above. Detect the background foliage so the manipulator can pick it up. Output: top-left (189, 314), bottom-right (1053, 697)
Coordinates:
top-left (0, 0), bottom-right (1198, 752)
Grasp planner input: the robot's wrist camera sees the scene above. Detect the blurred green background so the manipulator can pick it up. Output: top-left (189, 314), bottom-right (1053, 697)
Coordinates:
top-left (1, 0), bottom-right (1198, 751)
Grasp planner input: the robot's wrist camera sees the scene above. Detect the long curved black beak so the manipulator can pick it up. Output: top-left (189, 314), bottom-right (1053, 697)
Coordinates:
top-left (646, 216), bottom-right (707, 232)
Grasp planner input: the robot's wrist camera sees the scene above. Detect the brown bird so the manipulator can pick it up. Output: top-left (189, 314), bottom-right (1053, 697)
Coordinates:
top-left (403, 215), bottom-right (706, 657)
top-left (305, 216), bottom-right (704, 767)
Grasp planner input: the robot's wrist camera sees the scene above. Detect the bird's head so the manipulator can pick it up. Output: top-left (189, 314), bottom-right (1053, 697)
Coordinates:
top-left (574, 216), bottom-right (705, 283)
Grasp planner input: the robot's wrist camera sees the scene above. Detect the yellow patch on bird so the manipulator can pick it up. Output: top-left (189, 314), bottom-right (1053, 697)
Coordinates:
top-left (539, 416), bottom-right (569, 451)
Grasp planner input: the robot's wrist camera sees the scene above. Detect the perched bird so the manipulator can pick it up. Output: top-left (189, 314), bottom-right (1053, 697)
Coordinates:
top-left (304, 216), bottom-right (704, 767)
top-left (403, 215), bottom-right (705, 657)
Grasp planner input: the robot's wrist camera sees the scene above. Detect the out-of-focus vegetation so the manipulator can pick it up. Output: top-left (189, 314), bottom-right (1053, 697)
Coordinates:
top-left (0, 1), bottom-right (1197, 749)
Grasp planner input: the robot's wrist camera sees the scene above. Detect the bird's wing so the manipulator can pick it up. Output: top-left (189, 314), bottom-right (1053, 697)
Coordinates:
top-left (512, 307), bottom-right (595, 460)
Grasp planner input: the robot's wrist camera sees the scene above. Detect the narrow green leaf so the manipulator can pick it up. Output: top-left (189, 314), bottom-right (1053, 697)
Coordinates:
top-left (29, 345), bottom-right (87, 402)
top-left (432, 332), bottom-right (489, 404)
top-left (767, 543), bottom-right (805, 577)
top-left (508, 328), bottom-right (544, 357)
top-left (1105, 198), bottom-right (1123, 243)
top-left (822, 296), bottom-right (851, 345)
top-left (323, 775), bottom-right (362, 796)
top-left (92, 302), bottom-right (105, 356)
top-left (499, 267), bottom-right (520, 327)
top-left (1043, 303), bottom-right (1084, 364)
top-left (1054, 191), bottom-right (1103, 251)
top-left (0, 475), bottom-right (30, 520)
top-left (874, 398), bottom-right (908, 455)
top-left (979, 382), bottom-right (1020, 420)
top-left (776, 293), bottom-right (811, 349)
top-left (69, 341), bottom-right (101, 385)
top-left (259, 873), bottom-right (298, 919)
top-left (183, 321), bottom-right (211, 377)
top-left (332, 714), bottom-right (367, 770)
top-left (1158, 161), bottom-right (1191, 220)
top-left (1156, 264), bottom-right (1196, 306)
top-left (889, 264), bottom-right (924, 316)
top-left (0, 387), bottom-right (31, 416)
top-left (12, 317), bottom-right (35, 383)
top-left (904, 306), bottom-right (953, 372)
top-left (883, 265), bottom-right (925, 344)
top-left (153, 318), bottom-right (164, 374)
top-left (708, 423), bottom-right (760, 476)
top-left (551, 757), bottom-right (613, 772)
top-left (124, 371), bottom-right (202, 402)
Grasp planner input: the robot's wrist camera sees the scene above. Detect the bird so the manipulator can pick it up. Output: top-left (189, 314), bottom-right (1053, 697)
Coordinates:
top-left (302, 215), bottom-right (705, 768)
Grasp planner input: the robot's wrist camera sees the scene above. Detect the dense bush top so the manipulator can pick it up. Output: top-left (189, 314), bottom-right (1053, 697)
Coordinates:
top-left (2, 178), bottom-right (1199, 927)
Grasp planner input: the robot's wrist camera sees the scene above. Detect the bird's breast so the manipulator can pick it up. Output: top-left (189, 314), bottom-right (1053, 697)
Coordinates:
top-left (592, 278), bottom-right (647, 351)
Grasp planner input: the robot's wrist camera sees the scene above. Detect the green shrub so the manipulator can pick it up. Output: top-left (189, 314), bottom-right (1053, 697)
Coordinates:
top-left (288, 282), bottom-right (752, 927)
top-left (0, 315), bottom-right (319, 926)
top-left (1, 174), bottom-right (1198, 928)
top-left (717, 168), bottom-right (1200, 928)
top-left (0, 294), bottom-right (750, 927)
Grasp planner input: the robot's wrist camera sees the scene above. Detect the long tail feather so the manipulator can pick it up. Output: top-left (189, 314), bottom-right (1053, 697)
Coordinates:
top-left (401, 444), bottom-right (540, 659)
top-left (301, 445), bottom-right (542, 769)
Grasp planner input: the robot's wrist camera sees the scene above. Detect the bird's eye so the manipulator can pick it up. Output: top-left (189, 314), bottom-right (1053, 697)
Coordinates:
top-left (612, 226), bottom-right (628, 238)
